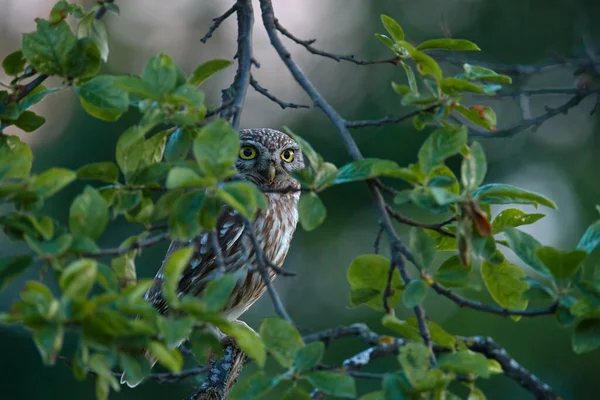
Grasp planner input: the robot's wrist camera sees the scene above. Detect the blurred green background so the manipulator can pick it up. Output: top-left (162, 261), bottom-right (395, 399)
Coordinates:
top-left (1, 0), bottom-right (600, 398)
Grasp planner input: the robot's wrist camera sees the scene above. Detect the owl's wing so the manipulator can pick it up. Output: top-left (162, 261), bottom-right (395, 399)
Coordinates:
top-left (145, 208), bottom-right (248, 315)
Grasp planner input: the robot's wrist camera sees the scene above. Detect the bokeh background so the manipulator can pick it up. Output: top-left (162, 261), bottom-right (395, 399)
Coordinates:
top-left (1, 0), bottom-right (600, 399)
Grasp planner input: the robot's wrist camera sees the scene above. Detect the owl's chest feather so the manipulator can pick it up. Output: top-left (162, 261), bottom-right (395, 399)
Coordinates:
top-left (253, 192), bottom-right (299, 269)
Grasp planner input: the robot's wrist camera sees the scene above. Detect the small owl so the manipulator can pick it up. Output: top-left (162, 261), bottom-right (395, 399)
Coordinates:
top-left (122, 128), bottom-right (304, 387)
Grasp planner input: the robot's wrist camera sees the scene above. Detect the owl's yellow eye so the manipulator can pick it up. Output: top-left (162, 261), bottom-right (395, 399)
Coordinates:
top-left (281, 149), bottom-right (294, 162)
top-left (239, 146), bottom-right (257, 160)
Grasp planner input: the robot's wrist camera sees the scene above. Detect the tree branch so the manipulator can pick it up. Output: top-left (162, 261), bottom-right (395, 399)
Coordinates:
top-left (218, 0), bottom-right (254, 129)
top-left (467, 87), bottom-right (600, 138)
top-left (79, 231), bottom-right (170, 258)
top-left (464, 336), bottom-right (559, 400)
top-left (346, 104), bottom-right (440, 129)
top-left (250, 75), bottom-right (310, 109)
top-left (422, 272), bottom-right (559, 317)
top-left (200, 3), bottom-right (238, 43)
top-left (274, 19), bottom-right (399, 66)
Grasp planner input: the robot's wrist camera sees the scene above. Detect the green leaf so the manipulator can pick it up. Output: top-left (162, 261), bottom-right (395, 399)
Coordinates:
top-left (229, 371), bottom-right (276, 400)
top-left (294, 341), bottom-right (325, 373)
top-left (334, 159), bottom-right (409, 184)
top-left (190, 330), bottom-right (222, 364)
top-left (305, 371), bottom-right (356, 398)
top-left (409, 227), bottom-right (436, 268)
top-left (381, 314), bottom-right (422, 341)
top-left (218, 181), bottom-right (267, 220)
top-left (68, 36), bottom-right (102, 80)
top-left (77, 13), bottom-right (109, 62)
top-left (193, 119), bottom-right (240, 178)
top-left (417, 39), bottom-right (480, 51)
top-left (113, 75), bottom-right (157, 99)
top-left (491, 209), bottom-right (545, 234)
top-left (76, 162), bottom-right (119, 183)
top-left (298, 192), bottom-right (326, 231)
top-left (33, 323), bottom-right (64, 365)
top-left (166, 167), bottom-right (212, 189)
top-left (481, 260), bottom-right (529, 321)
top-left (77, 75), bottom-right (129, 121)
top-left (504, 228), bottom-right (550, 276)
top-left (461, 141), bottom-right (486, 192)
top-left (406, 318), bottom-right (457, 349)
top-left (202, 273), bottom-right (237, 312)
top-left (380, 15), bottom-right (404, 42)
top-left (157, 316), bottom-right (195, 348)
top-left (162, 246), bottom-right (194, 305)
top-left (347, 255), bottom-right (403, 311)
top-left (572, 319), bottom-right (600, 354)
top-left (535, 247), bottom-right (587, 280)
top-left (349, 288), bottom-right (381, 308)
top-left (2, 50), bottom-right (26, 75)
top-left (418, 126), bottom-right (468, 175)
top-left (375, 34), bottom-right (396, 52)
top-left (475, 184), bottom-right (556, 209)
top-left (402, 279), bottom-right (428, 308)
top-left (25, 234), bottom-right (72, 257)
top-left (142, 53), bottom-right (178, 97)
top-left (164, 128), bottom-right (193, 162)
top-left (188, 59), bottom-right (233, 87)
top-left (259, 317), bottom-right (304, 368)
top-left (13, 111), bottom-right (46, 132)
top-left (59, 259), bottom-right (97, 299)
top-left (119, 354), bottom-right (150, 387)
top-left (398, 342), bottom-right (430, 385)
top-left (440, 77), bottom-right (485, 95)
top-left (69, 186), bottom-right (109, 240)
top-left (0, 135), bottom-right (32, 179)
top-left (455, 105), bottom-right (497, 130)
top-left (464, 64), bottom-right (512, 84)
top-left (0, 256), bottom-right (33, 292)
top-left (407, 47), bottom-right (443, 81)
top-left (221, 321), bottom-right (266, 367)
top-left (577, 219), bottom-right (600, 254)
top-left (438, 350), bottom-right (490, 378)
top-left (22, 20), bottom-right (76, 76)
top-left (147, 341), bottom-right (183, 373)
top-left (169, 191), bottom-right (205, 239)
top-left (434, 255), bottom-right (471, 288)
top-left (283, 386), bottom-right (312, 400)
top-left (359, 391), bottom-right (386, 400)
top-left (29, 168), bottom-right (76, 198)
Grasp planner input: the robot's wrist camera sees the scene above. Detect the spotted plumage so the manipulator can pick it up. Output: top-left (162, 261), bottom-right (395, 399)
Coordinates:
top-left (122, 128), bottom-right (304, 387)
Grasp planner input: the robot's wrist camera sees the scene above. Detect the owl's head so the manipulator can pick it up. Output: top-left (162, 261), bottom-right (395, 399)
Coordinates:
top-left (235, 128), bottom-right (305, 190)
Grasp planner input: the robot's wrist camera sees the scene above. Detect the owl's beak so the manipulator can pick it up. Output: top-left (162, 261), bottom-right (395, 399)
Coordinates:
top-left (266, 165), bottom-right (276, 184)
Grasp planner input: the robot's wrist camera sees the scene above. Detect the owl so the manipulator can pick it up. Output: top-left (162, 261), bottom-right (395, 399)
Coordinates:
top-left (121, 128), bottom-right (305, 387)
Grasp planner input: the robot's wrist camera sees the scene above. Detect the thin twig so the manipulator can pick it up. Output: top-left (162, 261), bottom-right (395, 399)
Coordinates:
top-left (386, 205), bottom-right (456, 237)
top-left (423, 273), bottom-right (559, 317)
top-left (210, 229), bottom-right (226, 276)
top-left (250, 75), bottom-right (310, 109)
top-left (346, 104), bottom-right (440, 128)
top-left (243, 218), bottom-right (293, 324)
top-left (373, 223), bottom-right (384, 254)
top-left (201, 3), bottom-right (238, 43)
top-left (79, 231), bottom-right (170, 258)
top-left (467, 87), bottom-right (599, 138)
top-left (274, 19), bottom-right (399, 66)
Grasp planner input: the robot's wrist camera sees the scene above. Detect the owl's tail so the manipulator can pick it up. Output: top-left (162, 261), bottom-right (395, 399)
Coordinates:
top-left (120, 350), bottom-right (157, 388)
